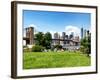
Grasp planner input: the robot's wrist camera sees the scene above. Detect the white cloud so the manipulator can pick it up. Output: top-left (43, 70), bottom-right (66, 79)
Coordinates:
top-left (65, 25), bottom-right (81, 37)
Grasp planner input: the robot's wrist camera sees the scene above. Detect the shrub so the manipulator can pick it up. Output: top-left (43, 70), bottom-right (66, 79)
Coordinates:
top-left (23, 46), bottom-right (30, 52)
top-left (54, 45), bottom-right (62, 49)
top-left (80, 46), bottom-right (85, 53)
top-left (80, 46), bottom-right (90, 56)
top-left (32, 45), bottom-right (44, 52)
top-left (23, 46), bottom-right (28, 48)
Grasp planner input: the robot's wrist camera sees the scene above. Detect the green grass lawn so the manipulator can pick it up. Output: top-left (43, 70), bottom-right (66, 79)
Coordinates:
top-left (23, 51), bottom-right (91, 69)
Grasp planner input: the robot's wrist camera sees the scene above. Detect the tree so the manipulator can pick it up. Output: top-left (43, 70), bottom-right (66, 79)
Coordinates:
top-left (44, 32), bottom-right (52, 49)
top-left (80, 35), bottom-right (91, 56)
top-left (35, 32), bottom-right (52, 49)
top-left (35, 32), bottom-right (44, 46)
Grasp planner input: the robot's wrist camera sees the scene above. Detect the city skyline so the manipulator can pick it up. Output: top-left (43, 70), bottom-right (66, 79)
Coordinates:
top-left (23, 26), bottom-right (90, 41)
top-left (23, 10), bottom-right (91, 37)
top-left (23, 27), bottom-right (80, 47)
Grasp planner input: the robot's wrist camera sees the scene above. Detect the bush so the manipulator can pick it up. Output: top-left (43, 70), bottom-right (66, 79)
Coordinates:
top-left (80, 46), bottom-right (90, 56)
top-left (32, 45), bottom-right (44, 52)
top-left (54, 45), bottom-right (62, 49)
top-left (23, 46), bottom-right (28, 48)
top-left (80, 46), bottom-right (85, 53)
top-left (23, 46), bottom-right (30, 52)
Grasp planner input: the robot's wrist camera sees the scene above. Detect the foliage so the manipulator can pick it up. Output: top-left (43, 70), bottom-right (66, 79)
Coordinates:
top-left (35, 32), bottom-right (52, 49)
top-left (54, 45), bottom-right (62, 49)
top-left (23, 48), bottom-right (30, 52)
top-left (23, 46), bottom-right (28, 48)
top-left (23, 46), bottom-right (30, 52)
top-left (80, 35), bottom-right (91, 55)
top-left (32, 45), bottom-right (45, 52)
top-left (35, 32), bottom-right (44, 46)
top-left (80, 46), bottom-right (85, 53)
top-left (44, 32), bottom-right (52, 49)
top-left (23, 51), bottom-right (91, 69)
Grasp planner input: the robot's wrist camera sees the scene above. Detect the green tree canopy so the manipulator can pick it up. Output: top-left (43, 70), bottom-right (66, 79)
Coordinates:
top-left (80, 35), bottom-right (91, 55)
top-left (35, 32), bottom-right (52, 49)
top-left (35, 32), bottom-right (44, 46)
top-left (44, 32), bottom-right (52, 49)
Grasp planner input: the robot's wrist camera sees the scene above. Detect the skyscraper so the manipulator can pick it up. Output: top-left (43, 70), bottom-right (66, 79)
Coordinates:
top-left (62, 32), bottom-right (66, 40)
top-left (69, 34), bottom-right (73, 39)
top-left (62, 32), bottom-right (66, 45)
top-left (84, 29), bottom-right (87, 38)
top-left (54, 32), bottom-right (59, 39)
top-left (54, 32), bottom-right (60, 45)
top-left (87, 30), bottom-right (90, 37)
top-left (65, 35), bottom-right (68, 39)
top-left (81, 28), bottom-right (83, 39)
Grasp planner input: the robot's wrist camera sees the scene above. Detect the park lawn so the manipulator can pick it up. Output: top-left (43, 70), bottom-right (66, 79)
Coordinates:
top-left (23, 51), bottom-right (91, 69)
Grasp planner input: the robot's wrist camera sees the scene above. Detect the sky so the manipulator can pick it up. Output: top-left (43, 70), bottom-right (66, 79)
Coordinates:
top-left (23, 10), bottom-right (91, 37)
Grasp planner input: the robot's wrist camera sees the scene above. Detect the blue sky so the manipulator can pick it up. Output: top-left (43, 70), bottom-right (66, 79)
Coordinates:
top-left (23, 10), bottom-right (91, 37)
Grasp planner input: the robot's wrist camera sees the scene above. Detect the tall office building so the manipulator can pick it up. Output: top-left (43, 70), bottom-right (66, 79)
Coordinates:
top-left (54, 32), bottom-right (60, 45)
top-left (65, 35), bottom-right (68, 39)
top-left (84, 29), bottom-right (87, 38)
top-left (62, 32), bottom-right (66, 40)
top-left (54, 32), bottom-right (59, 39)
top-left (69, 34), bottom-right (72, 39)
top-left (69, 32), bottom-right (74, 39)
top-left (81, 28), bottom-right (83, 39)
top-left (62, 32), bottom-right (66, 45)
top-left (87, 30), bottom-right (90, 37)
top-left (71, 32), bottom-right (74, 38)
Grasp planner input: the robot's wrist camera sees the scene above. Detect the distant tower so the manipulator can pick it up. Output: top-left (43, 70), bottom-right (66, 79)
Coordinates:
top-left (26, 27), bottom-right (34, 45)
top-left (54, 32), bottom-right (60, 45)
top-left (62, 32), bottom-right (66, 40)
top-left (69, 34), bottom-right (73, 39)
top-left (62, 32), bottom-right (66, 45)
top-left (81, 28), bottom-right (83, 39)
top-left (54, 32), bottom-right (59, 39)
top-left (87, 30), bottom-right (90, 37)
top-left (65, 35), bottom-right (68, 39)
top-left (71, 32), bottom-right (74, 39)
top-left (84, 29), bottom-right (87, 38)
